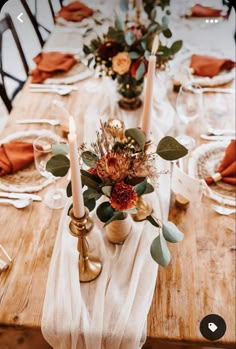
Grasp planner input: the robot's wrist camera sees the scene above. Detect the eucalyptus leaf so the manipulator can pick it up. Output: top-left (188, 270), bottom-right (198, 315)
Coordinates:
top-left (67, 181), bottom-right (72, 197)
top-left (46, 154), bottom-right (70, 177)
top-left (115, 14), bottom-right (123, 30)
top-left (119, 0), bottom-right (129, 11)
top-left (52, 143), bottom-right (69, 155)
top-left (156, 136), bottom-right (188, 161)
top-left (67, 203), bottom-right (73, 215)
top-left (135, 61), bottom-right (146, 81)
top-left (129, 51), bottom-right (141, 59)
top-left (162, 28), bottom-right (172, 38)
top-left (81, 175), bottom-right (99, 189)
top-left (150, 8), bottom-right (157, 21)
top-left (146, 214), bottom-right (160, 228)
top-left (102, 186), bottom-right (112, 197)
top-left (150, 233), bottom-right (171, 266)
top-left (81, 151), bottom-right (98, 168)
top-left (163, 222), bottom-right (184, 243)
top-left (104, 212), bottom-right (125, 227)
top-left (125, 128), bottom-right (146, 151)
top-left (83, 188), bottom-right (102, 200)
top-left (83, 44), bottom-right (92, 55)
top-left (144, 50), bottom-right (150, 61)
top-left (170, 40), bottom-right (183, 54)
top-left (162, 15), bottom-right (169, 27)
top-left (80, 169), bottom-right (102, 183)
top-left (143, 183), bottom-right (154, 195)
top-left (125, 31), bottom-right (135, 46)
top-left (122, 208), bottom-right (138, 214)
top-left (84, 197), bottom-right (96, 212)
top-left (134, 179), bottom-right (147, 196)
top-left (96, 202), bottom-right (114, 222)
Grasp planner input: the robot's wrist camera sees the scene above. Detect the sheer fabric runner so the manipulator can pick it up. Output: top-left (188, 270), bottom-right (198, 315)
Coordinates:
top-left (41, 158), bottom-right (170, 349)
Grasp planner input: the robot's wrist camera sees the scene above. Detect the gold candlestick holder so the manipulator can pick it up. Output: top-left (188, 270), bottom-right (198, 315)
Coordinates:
top-left (69, 208), bottom-right (102, 283)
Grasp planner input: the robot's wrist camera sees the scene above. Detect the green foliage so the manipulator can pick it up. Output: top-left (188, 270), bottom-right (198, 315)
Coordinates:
top-left (134, 179), bottom-right (148, 196)
top-left (52, 143), bottom-right (69, 155)
top-left (146, 214), bottom-right (160, 227)
top-left (150, 233), bottom-right (171, 266)
top-left (156, 136), bottom-right (188, 161)
top-left (81, 151), bottom-right (98, 168)
top-left (125, 31), bottom-right (135, 46)
top-left (96, 202), bottom-right (115, 222)
top-left (102, 186), bottom-right (112, 197)
top-left (162, 222), bottom-right (184, 242)
top-left (125, 128), bottom-right (146, 151)
top-left (46, 154), bottom-right (70, 177)
top-left (67, 181), bottom-right (72, 197)
top-left (135, 61), bottom-right (146, 81)
top-left (170, 40), bottom-right (183, 54)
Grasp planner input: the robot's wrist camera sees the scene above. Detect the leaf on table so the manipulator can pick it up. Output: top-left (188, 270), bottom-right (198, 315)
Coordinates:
top-left (150, 233), bottom-right (171, 266)
top-left (46, 154), bottom-right (70, 177)
top-left (156, 136), bottom-right (188, 161)
top-left (125, 128), bottom-right (146, 151)
top-left (162, 221), bottom-right (184, 243)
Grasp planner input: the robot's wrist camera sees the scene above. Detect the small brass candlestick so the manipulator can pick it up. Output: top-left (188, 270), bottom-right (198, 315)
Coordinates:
top-left (69, 208), bottom-right (102, 282)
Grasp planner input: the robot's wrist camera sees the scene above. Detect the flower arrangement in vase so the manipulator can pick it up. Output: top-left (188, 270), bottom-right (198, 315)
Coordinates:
top-left (46, 119), bottom-right (187, 266)
top-left (83, 8), bottom-right (182, 110)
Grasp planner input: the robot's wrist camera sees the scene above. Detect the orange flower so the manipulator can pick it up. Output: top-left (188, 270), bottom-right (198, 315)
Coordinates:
top-left (110, 182), bottom-right (138, 211)
top-left (112, 52), bottom-right (131, 75)
top-left (97, 152), bottom-right (130, 182)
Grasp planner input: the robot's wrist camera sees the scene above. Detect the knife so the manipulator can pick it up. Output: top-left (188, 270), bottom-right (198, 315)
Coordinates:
top-left (200, 134), bottom-right (235, 141)
top-left (0, 192), bottom-right (42, 201)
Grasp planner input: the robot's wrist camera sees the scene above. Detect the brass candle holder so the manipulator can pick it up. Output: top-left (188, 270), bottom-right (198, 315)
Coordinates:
top-left (69, 208), bottom-right (102, 282)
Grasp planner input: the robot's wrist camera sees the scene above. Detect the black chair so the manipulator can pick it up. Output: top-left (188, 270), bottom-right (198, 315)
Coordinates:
top-left (0, 14), bottom-right (29, 112)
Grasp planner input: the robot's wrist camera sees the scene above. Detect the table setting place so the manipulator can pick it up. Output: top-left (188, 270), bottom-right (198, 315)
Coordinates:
top-left (0, 0), bottom-right (235, 349)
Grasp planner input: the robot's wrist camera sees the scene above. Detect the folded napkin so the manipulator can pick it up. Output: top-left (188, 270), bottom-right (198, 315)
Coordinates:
top-left (205, 140), bottom-right (236, 186)
top-left (187, 4), bottom-right (223, 17)
top-left (31, 52), bottom-right (77, 83)
top-left (56, 1), bottom-right (93, 22)
top-left (0, 141), bottom-right (34, 176)
top-left (190, 54), bottom-right (236, 78)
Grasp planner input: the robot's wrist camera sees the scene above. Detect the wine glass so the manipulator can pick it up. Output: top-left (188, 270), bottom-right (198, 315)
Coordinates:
top-left (33, 135), bottom-right (66, 209)
top-left (176, 82), bottom-right (203, 124)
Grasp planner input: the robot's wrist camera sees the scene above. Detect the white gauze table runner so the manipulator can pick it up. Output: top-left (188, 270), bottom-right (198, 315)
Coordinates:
top-left (41, 156), bottom-right (170, 349)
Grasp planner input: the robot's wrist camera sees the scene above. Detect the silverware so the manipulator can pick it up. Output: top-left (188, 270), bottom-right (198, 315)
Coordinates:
top-left (206, 129), bottom-right (236, 136)
top-left (211, 204), bottom-right (236, 216)
top-left (29, 87), bottom-right (71, 96)
top-left (30, 83), bottom-right (78, 91)
top-left (200, 134), bottom-right (235, 141)
top-left (16, 119), bottom-right (60, 126)
top-left (0, 198), bottom-right (32, 209)
top-left (0, 192), bottom-right (42, 202)
top-left (203, 88), bottom-right (235, 94)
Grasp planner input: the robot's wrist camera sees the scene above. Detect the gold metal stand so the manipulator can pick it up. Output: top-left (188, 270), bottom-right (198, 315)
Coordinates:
top-left (132, 196), bottom-right (153, 221)
top-left (69, 208), bottom-right (102, 282)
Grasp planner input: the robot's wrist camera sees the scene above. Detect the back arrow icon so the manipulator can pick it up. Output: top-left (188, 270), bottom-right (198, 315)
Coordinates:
top-left (17, 13), bottom-right (23, 23)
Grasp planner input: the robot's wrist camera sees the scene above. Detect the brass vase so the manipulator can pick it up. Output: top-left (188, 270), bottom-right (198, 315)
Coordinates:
top-left (106, 214), bottom-right (132, 244)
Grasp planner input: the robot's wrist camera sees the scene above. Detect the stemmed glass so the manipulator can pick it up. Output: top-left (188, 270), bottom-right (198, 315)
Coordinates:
top-left (33, 135), bottom-right (66, 209)
top-left (176, 82), bottom-right (203, 171)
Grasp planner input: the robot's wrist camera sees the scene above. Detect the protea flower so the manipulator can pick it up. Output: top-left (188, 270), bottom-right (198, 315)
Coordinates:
top-left (96, 152), bottom-right (130, 182)
top-left (110, 182), bottom-right (138, 211)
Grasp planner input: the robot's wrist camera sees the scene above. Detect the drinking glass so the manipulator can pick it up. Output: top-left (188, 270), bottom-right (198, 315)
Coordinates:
top-left (33, 135), bottom-right (66, 209)
top-left (176, 82), bottom-right (203, 125)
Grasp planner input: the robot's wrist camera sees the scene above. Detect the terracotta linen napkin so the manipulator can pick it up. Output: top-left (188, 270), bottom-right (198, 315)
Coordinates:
top-left (56, 1), bottom-right (93, 22)
top-left (205, 140), bottom-right (236, 185)
top-left (190, 54), bottom-right (236, 78)
top-left (187, 4), bottom-right (223, 17)
top-left (0, 141), bottom-right (34, 176)
top-left (31, 52), bottom-right (77, 83)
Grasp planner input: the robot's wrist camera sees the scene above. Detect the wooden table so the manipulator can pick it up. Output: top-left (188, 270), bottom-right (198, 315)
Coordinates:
top-left (0, 25), bottom-right (235, 349)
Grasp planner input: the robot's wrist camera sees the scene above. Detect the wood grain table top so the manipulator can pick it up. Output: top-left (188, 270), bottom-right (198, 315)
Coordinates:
top-left (0, 25), bottom-right (235, 349)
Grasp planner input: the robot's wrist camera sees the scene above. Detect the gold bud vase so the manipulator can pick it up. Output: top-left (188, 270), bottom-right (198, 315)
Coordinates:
top-left (106, 214), bottom-right (132, 244)
top-left (131, 196), bottom-right (153, 221)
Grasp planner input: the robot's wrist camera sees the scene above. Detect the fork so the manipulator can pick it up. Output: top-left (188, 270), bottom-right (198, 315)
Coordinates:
top-left (16, 119), bottom-right (60, 126)
top-left (211, 205), bottom-right (236, 215)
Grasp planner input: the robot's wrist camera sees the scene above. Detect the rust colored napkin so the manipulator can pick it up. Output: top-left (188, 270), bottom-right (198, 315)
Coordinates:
top-left (0, 141), bottom-right (34, 176)
top-left (56, 1), bottom-right (93, 22)
top-left (188, 4), bottom-right (223, 17)
top-left (31, 52), bottom-right (76, 83)
top-left (190, 54), bottom-right (236, 78)
top-left (205, 140), bottom-right (236, 186)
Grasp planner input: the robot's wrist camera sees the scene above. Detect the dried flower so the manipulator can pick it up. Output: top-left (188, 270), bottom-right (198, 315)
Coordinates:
top-left (110, 182), bottom-right (138, 210)
top-left (112, 52), bottom-right (131, 75)
top-left (88, 168), bottom-right (98, 176)
top-left (97, 152), bottom-right (130, 182)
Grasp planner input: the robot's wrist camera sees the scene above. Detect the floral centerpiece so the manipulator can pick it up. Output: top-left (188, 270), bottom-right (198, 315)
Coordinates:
top-left (83, 9), bottom-right (182, 110)
top-left (47, 120), bottom-right (187, 266)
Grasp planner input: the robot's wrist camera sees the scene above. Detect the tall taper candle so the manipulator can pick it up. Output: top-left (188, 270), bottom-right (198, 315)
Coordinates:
top-left (141, 35), bottom-right (159, 137)
top-left (136, 0), bottom-right (142, 11)
top-left (68, 117), bottom-right (85, 218)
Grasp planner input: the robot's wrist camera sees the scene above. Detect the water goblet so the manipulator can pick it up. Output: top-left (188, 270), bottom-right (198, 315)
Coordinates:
top-left (33, 135), bottom-right (66, 209)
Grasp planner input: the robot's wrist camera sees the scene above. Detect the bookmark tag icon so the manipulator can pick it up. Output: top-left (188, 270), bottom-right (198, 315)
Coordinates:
top-left (208, 323), bottom-right (218, 333)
